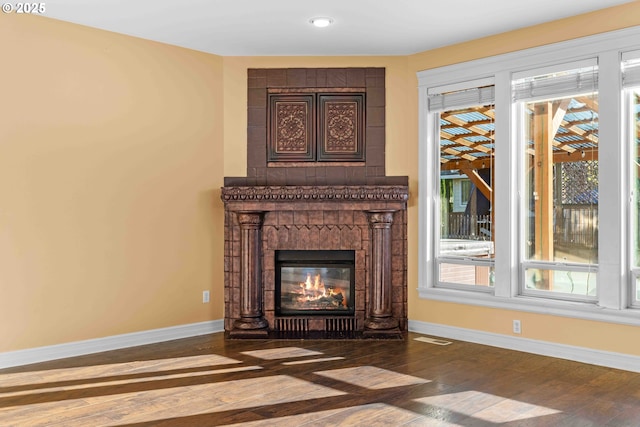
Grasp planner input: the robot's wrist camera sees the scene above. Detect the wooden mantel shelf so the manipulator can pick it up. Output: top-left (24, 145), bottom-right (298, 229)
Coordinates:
top-left (221, 185), bottom-right (409, 212)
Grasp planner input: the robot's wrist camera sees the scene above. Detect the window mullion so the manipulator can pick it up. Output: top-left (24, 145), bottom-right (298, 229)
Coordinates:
top-left (418, 86), bottom-right (435, 292)
top-left (493, 71), bottom-right (517, 298)
top-left (597, 50), bottom-right (626, 309)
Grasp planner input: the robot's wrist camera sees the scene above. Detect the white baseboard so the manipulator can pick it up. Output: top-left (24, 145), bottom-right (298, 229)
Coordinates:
top-left (409, 320), bottom-right (640, 373)
top-left (6, 319), bottom-right (637, 373)
top-left (0, 320), bottom-right (224, 369)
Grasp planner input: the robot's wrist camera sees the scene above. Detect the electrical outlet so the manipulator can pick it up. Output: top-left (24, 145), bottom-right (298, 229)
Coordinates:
top-left (513, 319), bottom-right (521, 334)
top-left (202, 290), bottom-right (210, 303)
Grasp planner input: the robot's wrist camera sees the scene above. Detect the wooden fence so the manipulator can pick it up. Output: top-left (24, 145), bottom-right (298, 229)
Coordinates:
top-left (443, 205), bottom-right (598, 249)
top-left (443, 213), bottom-right (492, 240)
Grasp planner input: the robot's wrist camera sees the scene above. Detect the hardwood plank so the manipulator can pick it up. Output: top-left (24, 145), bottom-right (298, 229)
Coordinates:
top-left (1, 332), bottom-right (639, 426)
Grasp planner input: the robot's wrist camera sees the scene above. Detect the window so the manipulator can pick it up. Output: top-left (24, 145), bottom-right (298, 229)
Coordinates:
top-left (418, 26), bottom-right (640, 324)
top-left (514, 63), bottom-right (599, 301)
top-left (428, 84), bottom-right (495, 290)
top-left (624, 52), bottom-right (640, 307)
top-left (459, 180), bottom-right (472, 206)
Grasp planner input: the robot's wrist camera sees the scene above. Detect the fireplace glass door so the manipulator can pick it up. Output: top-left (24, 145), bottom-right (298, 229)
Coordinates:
top-left (275, 250), bottom-right (355, 316)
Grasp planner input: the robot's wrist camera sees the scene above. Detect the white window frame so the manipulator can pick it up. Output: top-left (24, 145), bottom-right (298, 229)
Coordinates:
top-left (513, 61), bottom-right (600, 304)
top-left (623, 50), bottom-right (640, 308)
top-left (427, 79), bottom-right (496, 293)
top-left (418, 26), bottom-right (640, 326)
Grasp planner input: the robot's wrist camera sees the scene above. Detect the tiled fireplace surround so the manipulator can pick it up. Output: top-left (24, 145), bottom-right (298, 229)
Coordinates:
top-left (222, 68), bottom-right (408, 338)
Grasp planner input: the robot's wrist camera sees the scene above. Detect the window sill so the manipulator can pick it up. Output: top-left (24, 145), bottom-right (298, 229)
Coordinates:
top-left (418, 286), bottom-right (640, 327)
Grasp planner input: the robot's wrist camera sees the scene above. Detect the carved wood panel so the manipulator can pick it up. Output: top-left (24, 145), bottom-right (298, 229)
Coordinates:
top-left (268, 94), bottom-right (315, 162)
top-left (318, 94), bottom-right (365, 162)
top-left (267, 92), bottom-right (365, 163)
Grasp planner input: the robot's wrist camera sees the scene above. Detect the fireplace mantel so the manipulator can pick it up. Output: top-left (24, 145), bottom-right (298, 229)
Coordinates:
top-left (221, 185), bottom-right (408, 206)
top-left (222, 183), bottom-right (408, 339)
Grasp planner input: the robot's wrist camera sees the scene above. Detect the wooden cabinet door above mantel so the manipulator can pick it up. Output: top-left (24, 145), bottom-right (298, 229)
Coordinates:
top-left (267, 92), bottom-right (365, 163)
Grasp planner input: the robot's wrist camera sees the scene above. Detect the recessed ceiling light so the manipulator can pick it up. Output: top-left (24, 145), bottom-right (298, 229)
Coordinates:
top-left (309, 17), bottom-right (334, 28)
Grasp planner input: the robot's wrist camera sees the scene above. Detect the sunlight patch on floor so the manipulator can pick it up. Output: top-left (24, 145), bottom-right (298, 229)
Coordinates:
top-left (0, 375), bottom-right (346, 427)
top-left (222, 402), bottom-right (445, 426)
top-left (241, 347), bottom-right (324, 360)
top-left (314, 366), bottom-right (430, 390)
top-left (0, 365), bottom-right (263, 398)
top-left (414, 390), bottom-right (561, 422)
top-left (472, 397), bottom-right (561, 423)
top-left (0, 354), bottom-right (242, 388)
top-left (282, 357), bottom-right (345, 365)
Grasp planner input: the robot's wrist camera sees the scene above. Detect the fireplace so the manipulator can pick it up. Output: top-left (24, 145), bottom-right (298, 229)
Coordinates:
top-left (222, 67), bottom-right (407, 339)
top-left (221, 185), bottom-right (408, 339)
top-left (275, 250), bottom-right (355, 317)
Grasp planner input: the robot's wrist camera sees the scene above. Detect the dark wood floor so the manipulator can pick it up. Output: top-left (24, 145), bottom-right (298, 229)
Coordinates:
top-left (1, 332), bottom-right (639, 426)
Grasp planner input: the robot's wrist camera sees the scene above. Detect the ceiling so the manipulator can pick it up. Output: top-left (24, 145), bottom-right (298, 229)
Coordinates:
top-left (42, 0), bottom-right (635, 56)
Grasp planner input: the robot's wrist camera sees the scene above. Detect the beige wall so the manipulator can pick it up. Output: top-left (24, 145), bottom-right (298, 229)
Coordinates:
top-left (405, 1), bottom-right (640, 357)
top-left (1, 15), bottom-right (225, 352)
top-left (3, 2), bottom-right (640, 358)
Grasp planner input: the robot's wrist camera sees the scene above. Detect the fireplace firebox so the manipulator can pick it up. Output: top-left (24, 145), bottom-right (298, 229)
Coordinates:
top-left (275, 250), bottom-right (355, 317)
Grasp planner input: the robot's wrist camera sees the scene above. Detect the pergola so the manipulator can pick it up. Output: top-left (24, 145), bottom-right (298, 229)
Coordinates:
top-left (439, 95), bottom-right (601, 272)
top-left (439, 95), bottom-right (600, 190)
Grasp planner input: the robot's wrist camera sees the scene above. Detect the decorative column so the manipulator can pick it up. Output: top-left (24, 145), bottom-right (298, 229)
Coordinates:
top-left (364, 210), bottom-right (400, 337)
top-left (230, 211), bottom-right (269, 337)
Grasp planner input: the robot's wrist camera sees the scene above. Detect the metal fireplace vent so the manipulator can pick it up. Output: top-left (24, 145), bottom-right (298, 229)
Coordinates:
top-left (274, 318), bottom-right (309, 333)
top-left (325, 317), bottom-right (357, 332)
top-left (273, 317), bottom-right (357, 339)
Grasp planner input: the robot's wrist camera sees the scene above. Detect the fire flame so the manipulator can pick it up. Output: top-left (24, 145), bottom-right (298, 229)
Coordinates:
top-left (297, 272), bottom-right (347, 307)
